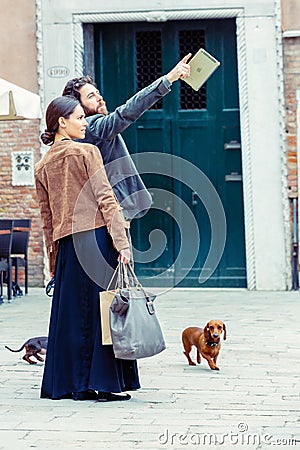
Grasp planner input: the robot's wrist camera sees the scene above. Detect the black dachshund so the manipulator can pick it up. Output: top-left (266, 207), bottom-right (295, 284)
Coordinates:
top-left (5, 336), bottom-right (48, 364)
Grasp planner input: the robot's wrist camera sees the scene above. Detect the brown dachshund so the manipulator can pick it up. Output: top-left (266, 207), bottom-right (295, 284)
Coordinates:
top-left (182, 320), bottom-right (226, 370)
top-left (5, 336), bottom-right (48, 364)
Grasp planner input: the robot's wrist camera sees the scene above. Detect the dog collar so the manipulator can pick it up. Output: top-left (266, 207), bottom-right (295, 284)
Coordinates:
top-left (205, 341), bottom-right (219, 347)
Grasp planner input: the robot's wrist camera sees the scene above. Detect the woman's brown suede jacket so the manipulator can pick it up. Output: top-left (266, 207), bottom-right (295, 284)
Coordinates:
top-left (34, 139), bottom-right (129, 272)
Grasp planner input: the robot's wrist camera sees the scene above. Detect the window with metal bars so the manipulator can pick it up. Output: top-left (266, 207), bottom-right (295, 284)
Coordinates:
top-left (135, 28), bottom-right (207, 110)
top-left (136, 31), bottom-right (163, 110)
top-left (179, 29), bottom-right (206, 110)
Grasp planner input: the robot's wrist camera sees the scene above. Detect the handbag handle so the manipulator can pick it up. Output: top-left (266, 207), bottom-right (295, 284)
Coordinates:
top-left (126, 263), bottom-right (140, 286)
top-left (106, 265), bottom-right (120, 291)
top-left (106, 261), bottom-right (134, 291)
top-left (125, 263), bottom-right (150, 299)
top-left (120, 261), bottom-right (130, 287)
top-left (117, 261), bottom-right (130, 289)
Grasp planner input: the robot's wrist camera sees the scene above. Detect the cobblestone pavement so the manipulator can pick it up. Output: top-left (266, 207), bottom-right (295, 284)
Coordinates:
top-left (0, 288), bottom-right (299, 449)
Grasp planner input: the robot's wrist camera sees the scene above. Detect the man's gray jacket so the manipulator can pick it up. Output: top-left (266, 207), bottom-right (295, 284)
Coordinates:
top-left (82, 76), bottom-right (172, 221)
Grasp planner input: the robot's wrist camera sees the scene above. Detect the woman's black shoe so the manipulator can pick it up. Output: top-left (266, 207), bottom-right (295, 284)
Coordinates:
top-left (56, 393), bottom-right (72, 400)
top-left (72, 390), bottom-right (98, 401)
top-left (97, 392), bottom-right (131, 402)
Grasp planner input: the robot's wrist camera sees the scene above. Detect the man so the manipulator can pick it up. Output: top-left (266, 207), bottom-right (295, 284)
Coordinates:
top-left (62, 54), bottom-right (191, 222)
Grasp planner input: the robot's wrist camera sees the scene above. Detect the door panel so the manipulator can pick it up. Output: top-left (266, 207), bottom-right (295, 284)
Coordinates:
top-left (131, 120), bottom-right (175, 276)
top-left (93, 19), bottom-right (246, 287)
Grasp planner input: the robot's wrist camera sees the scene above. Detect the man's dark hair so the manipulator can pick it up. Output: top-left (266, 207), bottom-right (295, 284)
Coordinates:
top-left (62, 76), bottom-right (96, 100)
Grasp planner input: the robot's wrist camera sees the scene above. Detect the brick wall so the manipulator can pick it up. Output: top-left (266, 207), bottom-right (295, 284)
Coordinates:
top-left (283, 37), bottom-right (300, 199)
top-left (283, 36), bottom-right (300, 283)
top-left (0, 119), bottom-right (44, 287)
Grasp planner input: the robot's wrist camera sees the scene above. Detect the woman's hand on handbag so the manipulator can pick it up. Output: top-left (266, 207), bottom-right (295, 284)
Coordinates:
top-left (118, 247), bottom-right (131, 264)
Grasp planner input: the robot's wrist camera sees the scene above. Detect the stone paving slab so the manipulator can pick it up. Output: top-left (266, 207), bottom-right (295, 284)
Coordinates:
top-left (0, 288), bottom-right (299, 449)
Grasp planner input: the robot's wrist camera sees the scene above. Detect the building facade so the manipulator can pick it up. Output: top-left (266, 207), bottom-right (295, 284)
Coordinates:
top-left (0, 0), bottom-right (298, 290)
top-left (0, 0), bottom-right (44, 287)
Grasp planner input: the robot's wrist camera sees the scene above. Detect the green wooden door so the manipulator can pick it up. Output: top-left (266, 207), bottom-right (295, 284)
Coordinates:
top-left (93, 19), bottom-right (246, 287)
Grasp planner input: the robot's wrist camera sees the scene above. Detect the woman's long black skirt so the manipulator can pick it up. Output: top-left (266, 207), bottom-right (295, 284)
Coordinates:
top-left (41, 227), bottom-right (140, 399)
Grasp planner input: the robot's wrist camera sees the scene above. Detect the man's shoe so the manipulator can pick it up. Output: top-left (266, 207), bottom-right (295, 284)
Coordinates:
top-left (72, 390), bottom-right (98, 401)
top-left (97, 392), bottom-right (131, 402)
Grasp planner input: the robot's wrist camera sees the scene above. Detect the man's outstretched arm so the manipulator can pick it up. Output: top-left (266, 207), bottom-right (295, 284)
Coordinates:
top-left (87, 54), bottom-right (192, 140)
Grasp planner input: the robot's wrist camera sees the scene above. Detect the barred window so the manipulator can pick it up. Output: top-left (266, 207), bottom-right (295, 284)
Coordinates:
top-left (179, 29), bottom-right (206, 110)
top-left (136, 31), bottom-right (163, 110)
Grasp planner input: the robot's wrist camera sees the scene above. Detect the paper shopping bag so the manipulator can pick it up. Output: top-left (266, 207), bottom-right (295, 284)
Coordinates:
top-left (99, 290), bottom-right (116, 345)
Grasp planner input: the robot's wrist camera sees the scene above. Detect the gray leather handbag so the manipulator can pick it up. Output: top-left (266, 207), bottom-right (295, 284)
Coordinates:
top-left (109, 263), bottom-right (166, 360)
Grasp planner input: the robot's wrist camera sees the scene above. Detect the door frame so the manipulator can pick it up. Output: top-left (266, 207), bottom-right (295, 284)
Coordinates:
top-left (70, 7), bottom-right (291, 290)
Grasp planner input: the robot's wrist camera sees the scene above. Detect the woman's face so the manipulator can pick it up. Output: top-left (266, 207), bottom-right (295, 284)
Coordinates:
top-left (60, 104), bottom-right (88, 139)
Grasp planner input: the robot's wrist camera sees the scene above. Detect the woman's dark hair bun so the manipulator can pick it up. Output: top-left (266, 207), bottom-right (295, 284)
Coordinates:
top-left (41, 130), bottom-right (56, 146)
top-left (41, 96), bottom-right (80, 145)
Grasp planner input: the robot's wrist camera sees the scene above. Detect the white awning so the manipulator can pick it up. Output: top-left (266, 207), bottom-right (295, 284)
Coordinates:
top-left (0, 78), bottom-right (42, 119)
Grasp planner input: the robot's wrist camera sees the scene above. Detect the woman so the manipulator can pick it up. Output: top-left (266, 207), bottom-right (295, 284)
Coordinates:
top-left (35, 96), bottom-right (139, 401)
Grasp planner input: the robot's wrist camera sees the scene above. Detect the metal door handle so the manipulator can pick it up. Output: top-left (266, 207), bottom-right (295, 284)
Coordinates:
top-left (224, 140), bottom-right (241, 150)
top-left (225, 173), bottom-right (242, 182)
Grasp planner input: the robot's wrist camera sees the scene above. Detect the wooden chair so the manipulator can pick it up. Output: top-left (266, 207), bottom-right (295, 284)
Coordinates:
top-left (11, 219), bottom-right (31, 295)
top-left (0, 219), bottom-right (14, 303)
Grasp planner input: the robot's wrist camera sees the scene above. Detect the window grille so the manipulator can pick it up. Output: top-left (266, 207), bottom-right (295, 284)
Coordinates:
top-left (136, 31), bottom-right (163, 110)
top-left (135, 29), bottom-right (207, 110)
top-left (179, 29), bottom-right (206, 110)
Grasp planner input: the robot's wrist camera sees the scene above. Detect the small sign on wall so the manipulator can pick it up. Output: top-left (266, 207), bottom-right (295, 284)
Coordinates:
top-left (47, 66), bottom-right (70, 78)
top-left (12, 151), bottom-right (34, 186)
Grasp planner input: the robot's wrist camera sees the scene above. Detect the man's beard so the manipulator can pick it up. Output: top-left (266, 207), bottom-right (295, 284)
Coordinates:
top-left (82, 104), bottom-right (95, 117)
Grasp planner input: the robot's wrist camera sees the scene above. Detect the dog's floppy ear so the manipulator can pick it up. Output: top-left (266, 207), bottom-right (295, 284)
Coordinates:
top-left (222, 323), bottom-right (227, 340)
top-left (204, 323), bottom-right (211, 341)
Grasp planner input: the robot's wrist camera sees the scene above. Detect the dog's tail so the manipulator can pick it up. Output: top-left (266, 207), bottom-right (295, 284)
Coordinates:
top-left (5, 343), bottom-right (26, 353)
